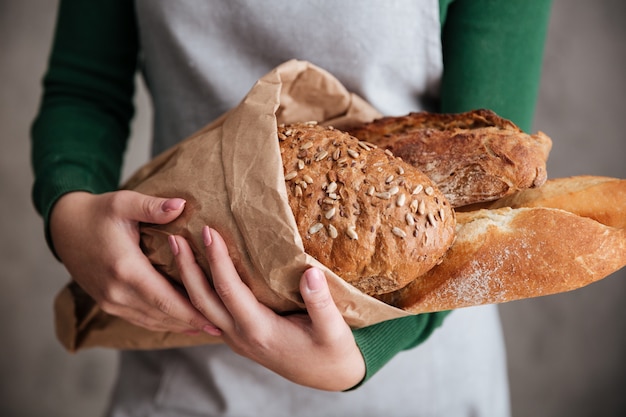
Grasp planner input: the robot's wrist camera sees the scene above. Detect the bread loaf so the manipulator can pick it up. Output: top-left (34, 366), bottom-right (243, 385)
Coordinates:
top-left (278, 122), bottom-right (456, 295)
top-left (347, 109), bottom-right (552, 208)
top-left (474, 175), bottom-right (626, 229)
top-left (377, 206), bottom-right (626, 312)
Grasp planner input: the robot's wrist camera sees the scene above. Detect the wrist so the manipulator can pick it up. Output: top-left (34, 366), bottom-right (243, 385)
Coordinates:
top-left (49, 191), bottom-right (96, 260)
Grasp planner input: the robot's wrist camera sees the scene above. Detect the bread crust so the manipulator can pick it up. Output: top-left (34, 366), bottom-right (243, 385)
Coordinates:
top-left (476, 175), bottom-right (626, 229)
top-left (347, 109), bottom-right (552, 208)
top-left (377, 207), bottom-right (626, 312)
top-left (279, 122), bottom-right (456, 295)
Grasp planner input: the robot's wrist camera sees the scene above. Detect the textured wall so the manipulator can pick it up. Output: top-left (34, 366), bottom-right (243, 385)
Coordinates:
top-left (0, 1), bottom-right (624, 416)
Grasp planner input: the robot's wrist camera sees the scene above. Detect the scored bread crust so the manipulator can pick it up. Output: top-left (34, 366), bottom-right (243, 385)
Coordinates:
top-left (279, 122), bottom-right (456, 295)
top-left (376, 206), bottom-right (626, 312)
top-left (476, 175), bottom-right (626, 229)
top-left (347, 109), bottom-right (553, 208)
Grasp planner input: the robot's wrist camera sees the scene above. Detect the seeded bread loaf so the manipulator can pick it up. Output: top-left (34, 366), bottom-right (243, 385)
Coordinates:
top-left (347, 109), bottom-right (552, 208)
top-left (279, 122), bottom-right (456, 295)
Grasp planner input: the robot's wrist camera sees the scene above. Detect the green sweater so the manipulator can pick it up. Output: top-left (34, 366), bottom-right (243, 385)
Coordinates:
top-left (31, 0), bottom-right (551, 385)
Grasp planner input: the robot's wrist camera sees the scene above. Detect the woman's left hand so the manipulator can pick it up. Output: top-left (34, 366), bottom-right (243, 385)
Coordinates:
top-left (168, 226), bottom-right (366, 391)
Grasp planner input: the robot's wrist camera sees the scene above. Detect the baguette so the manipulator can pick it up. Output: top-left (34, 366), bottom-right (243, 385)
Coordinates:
top-left (468, 175), bottom-right (626, 229)
top-left (278, 122), bottom-right (456, 295)
top-left (347, 109), bottom-right (552, 208)
top-left (377, 206), bottom-right (626, 312)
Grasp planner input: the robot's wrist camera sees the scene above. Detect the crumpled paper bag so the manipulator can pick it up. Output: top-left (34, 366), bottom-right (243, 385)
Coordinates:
top-left (54, 60), bottom-right (412, 352)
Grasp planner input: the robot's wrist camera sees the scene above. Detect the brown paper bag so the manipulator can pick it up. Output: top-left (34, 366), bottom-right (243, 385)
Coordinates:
top-left (54, 60), bottom-right (412, 352)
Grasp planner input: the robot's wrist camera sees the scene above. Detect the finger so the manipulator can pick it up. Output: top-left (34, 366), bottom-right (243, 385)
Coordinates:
top-left (133, 266), bottom-right (220, 332)
top-left (110, 190), bottom-right (186, 225)
top-left (202, 226), bottom-right (265, 328)
top-left (103, 245), bottom-right (216, 333)
top-left (170, 234), bottom-right (229, 334)
top-left (299, 268), bottom-right (345, 338)
top-left (99, 295), bottom-right (198, 334)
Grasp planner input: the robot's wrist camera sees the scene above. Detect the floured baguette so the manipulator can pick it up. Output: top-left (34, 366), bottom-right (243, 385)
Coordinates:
top-left (347, 109), bottom-right (552, 208)
top-left (469, 175), bottom-right (626, 229)
top-left (278, 122), bottom-right (456, 295)
top-left (376, 207), bottom-right (626, 313)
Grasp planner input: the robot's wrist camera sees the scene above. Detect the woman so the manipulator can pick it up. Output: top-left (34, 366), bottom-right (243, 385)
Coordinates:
top-left (32, 1), bottom-right (552, 415)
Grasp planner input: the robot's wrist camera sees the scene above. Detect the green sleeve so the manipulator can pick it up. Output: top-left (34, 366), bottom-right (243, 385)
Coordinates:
top-left (350, 0), bottom-right (552, 388)
top-left (30, 0), bottom-right (138, 254)
top-left (440, 0), bottom-right (553, 131)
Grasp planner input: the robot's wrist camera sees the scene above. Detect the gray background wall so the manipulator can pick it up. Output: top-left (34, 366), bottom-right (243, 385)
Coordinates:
top-left (1, 1), bottom-right (624, 416)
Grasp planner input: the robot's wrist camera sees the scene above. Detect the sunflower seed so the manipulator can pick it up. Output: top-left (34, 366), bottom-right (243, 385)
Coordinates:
top-left (324, 207), bottom-right (336, 219)
top-left (300, 141), bottom-right (314, 150)
top-left (347, 149), bottom-right (360, 158)
top-left (314, 150), bottom-right (329, 161)
top-left (405, 213), bottom-right (415, 226)
top-left (375, 191), bottom-right (391, 200)
top-left (412, 184), bottom-right (423, 195)
top-left (392, 227), bottom-right (407, 238)
top-left (418, 200), bottom-right (426, 215)
top-left (284, 171), bottom-right (297, 181)
top-left (302, 174), bottom-right (314, 184)
top-left (297, 159), bottom-right (305, 170)
top-left (388, 186), bottom-right (400, 196)
top-left (396, 193), bottom-right (406, 207)
top-left (366, 186), bottom-right (375, 196)
top-left (308, 223), bottom-right (324, 234)
top-left (385, 175), bottom-right (394, 184)
top-left (424, 186), bottom-right (435, 196)
top-left (327, 224), bottom-right (338, 239)
top-left (357, 141), bottom-right (371, 151)
top-left (346, 226), bottom-right (359, 240)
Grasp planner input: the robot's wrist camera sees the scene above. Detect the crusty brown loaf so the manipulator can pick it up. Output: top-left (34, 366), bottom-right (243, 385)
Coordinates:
top-left (347, 109), bottom-right (552, 208)
top-left (278, 122), bottom-right (456, 295)
top-left (475, 175), bottom-right (626, 229)
top-left (376, 206), bottom-right (626, 312)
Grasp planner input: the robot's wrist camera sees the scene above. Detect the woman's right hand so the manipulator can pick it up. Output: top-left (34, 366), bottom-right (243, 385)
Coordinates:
top-left (50, 190), bottom-right (215, 334)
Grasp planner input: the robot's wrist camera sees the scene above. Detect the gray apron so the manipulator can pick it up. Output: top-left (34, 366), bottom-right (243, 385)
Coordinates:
top-left (107, 2), bottom-right (511, 415)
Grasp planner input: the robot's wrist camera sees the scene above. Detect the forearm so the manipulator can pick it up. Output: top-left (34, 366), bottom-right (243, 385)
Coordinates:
top-left (31, 0), bottom-right (139, 253)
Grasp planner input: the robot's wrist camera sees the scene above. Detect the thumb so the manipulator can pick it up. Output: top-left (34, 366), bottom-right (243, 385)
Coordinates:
top-left (300, 268), bottom-right (344, 332)
top-left (114, 190), bottom-right (186, 224)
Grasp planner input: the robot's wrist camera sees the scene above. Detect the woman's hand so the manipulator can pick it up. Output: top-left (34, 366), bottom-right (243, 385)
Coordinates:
top-left (169, 226), bottom-right (366, 391)
top-left (50, 190), bottom-right (214, 334)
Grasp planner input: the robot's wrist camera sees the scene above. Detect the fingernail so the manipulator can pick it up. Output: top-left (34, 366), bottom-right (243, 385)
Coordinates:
top-left (168, 235), bottom-right (179, 256)
top-left (305, 268), bottom-right (324, 293)
top-left (202, 226), bottom-right (212, 247)
top-left (162, 198), bottom-right (186, 212)
top-left (203, 324), bottom-right (222, 336)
